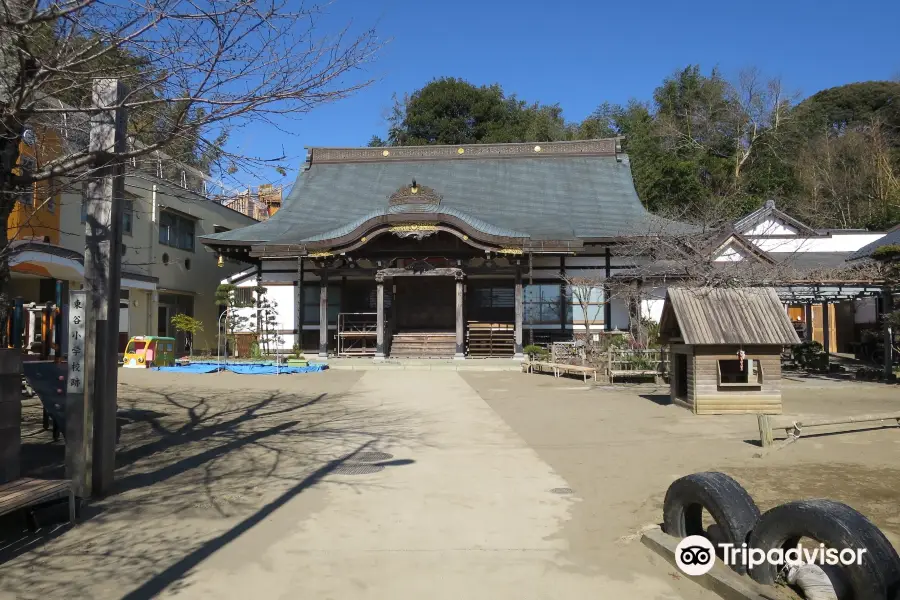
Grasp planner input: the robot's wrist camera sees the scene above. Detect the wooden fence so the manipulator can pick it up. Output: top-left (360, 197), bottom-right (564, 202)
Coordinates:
top-left (540, 343), bottom-right (669, 383)
top-left (607, 348), bottom-right (669, 382)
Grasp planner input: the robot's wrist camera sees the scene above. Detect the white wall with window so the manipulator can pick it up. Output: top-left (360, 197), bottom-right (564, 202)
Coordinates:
top-left (159, 210), bottom-right (196, 251)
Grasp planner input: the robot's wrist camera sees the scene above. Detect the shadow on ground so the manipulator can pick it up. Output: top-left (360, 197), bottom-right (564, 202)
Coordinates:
top-left (2, 372), bottom-right (423, 599)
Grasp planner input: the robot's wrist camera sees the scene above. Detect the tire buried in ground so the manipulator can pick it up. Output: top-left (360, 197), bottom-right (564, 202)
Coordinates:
top-left (663, 472), bottom-right (761, 574)
top-left (748, 499), bottom-right (900, 600)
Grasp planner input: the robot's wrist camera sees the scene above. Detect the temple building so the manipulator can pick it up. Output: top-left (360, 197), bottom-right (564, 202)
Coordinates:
top-left (202, 139), bottom-right (890, 359)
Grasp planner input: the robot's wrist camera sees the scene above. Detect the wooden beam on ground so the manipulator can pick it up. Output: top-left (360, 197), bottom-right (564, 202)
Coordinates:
top-left (641, 527), bottom-right (774, 600)
top-left (757, 411), bottom-right (900, 450)
top-left (780, 412), bottom-right (900, 438)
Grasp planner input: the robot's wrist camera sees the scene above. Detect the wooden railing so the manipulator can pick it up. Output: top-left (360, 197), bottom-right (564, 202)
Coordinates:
top-left (607, 348), bottom-right (669, 382)
top-left (527, 343), bottom-right (669, 384)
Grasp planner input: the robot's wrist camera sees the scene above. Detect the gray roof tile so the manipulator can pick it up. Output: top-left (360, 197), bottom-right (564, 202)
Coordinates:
top-left (203, 153), bottom-right (669, 246)
top-left (848, 224), bottom-right (900, 260)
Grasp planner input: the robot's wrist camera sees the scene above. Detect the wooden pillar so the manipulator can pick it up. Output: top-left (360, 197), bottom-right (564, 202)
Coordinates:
top-left (882, 286), bottom-right (894, 380)
top-left (804, 303), bottom-right (813, 342)
top-left (454, 273), bottom-right (465, 359)
top-left (83, 79), bottom-right (127, 497)
top-left (604, 248), bottom-right (612, 331)
top-left (559, 256), bottom-right (566, 332)
top-left (822, 300), bottom-right (831, 357)
top-left (0, 350), bottom-right (23, 484)
top-left (318, 270), bottom-right (328, 358)
top-left (514, 269), bottom-right (524, 359)
top-left (375, 274), bottom-right (385, 360)
top-left (296, 257), bottom-right (303, 352)
top-left (527, 252), bottom-right (534, 346)
top-left (255, 264), bottom-right (263, 334)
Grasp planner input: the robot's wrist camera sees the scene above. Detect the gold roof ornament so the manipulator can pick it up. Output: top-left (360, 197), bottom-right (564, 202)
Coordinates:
top-left (498, 247), bottom-right (524, 255)
top-left (389, 223), bottom-right (439, 240)
top-left (388, 181), bottom-right (442, 206)
top-left (307, 250), bottom-right (334, 258)
top-left (389, 223), bottom-right (438, 232)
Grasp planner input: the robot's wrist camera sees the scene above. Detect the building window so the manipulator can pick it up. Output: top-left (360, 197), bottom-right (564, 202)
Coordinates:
top-left (16, 156), bottom-right (35, 207)
top-left (569, 285), bottom-right (606, 327)
top-left (123, 199), bottom-right (134, 235)
top-left (717, 359), bottom-right (763, 387)
top-left (524, 284), bottom-right (565, 324)
top-left (159, 210), bottom-right (195, 251)
top-left (473, 286), bottom-right (514, 309)
top-left (47, 179), bottom-right (56, 213)
top-left (234, 287), bottom-right (255, 306)
top-left (80, 184), bottom-right (87, 222)
top-left (303, 285), bottom-right (341, 325)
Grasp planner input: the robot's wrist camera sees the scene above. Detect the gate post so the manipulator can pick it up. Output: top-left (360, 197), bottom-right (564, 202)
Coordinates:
top-left (375, 273), bottom-right (385, 360)
top-left (514, 268), bottom-right (524, 360)
top-left (454, 272), bottom-right (465, 360)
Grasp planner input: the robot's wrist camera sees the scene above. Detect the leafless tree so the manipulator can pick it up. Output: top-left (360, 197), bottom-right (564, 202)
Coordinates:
top-left (1, 0), bottom-right (380, 342)
top-left (607, 203), bottom-right (890, 319)
top-left (728, 68), bottom-right (798, 180)
top-left (791, 119), bottom-right (900, 229)
top-left (559, 273), bottom-right (604, 344)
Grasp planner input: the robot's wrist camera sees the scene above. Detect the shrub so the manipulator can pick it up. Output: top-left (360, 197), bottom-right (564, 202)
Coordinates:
top-left (792, 341), bottom-right (829, 371)
top-left (523, 344), bottom-right (550, 360)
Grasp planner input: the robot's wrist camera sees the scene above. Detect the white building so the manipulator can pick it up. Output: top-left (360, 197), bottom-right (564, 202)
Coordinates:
top-left (10, 145), bottom-right (256, 354)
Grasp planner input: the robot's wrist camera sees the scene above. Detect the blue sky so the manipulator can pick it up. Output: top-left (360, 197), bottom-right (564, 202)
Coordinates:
top-left (225, 0), bottom-right (900, 189)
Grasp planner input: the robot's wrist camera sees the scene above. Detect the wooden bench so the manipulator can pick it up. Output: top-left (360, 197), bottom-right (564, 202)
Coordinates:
top-left (0, 477), bottom-right (76, 526)
top-left (609, 369), bottom-right (660, 384)
top-left (523, 361), bottom-right (598, 382)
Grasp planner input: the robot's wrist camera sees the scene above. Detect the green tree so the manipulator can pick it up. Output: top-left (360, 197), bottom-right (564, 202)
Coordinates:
top-left (170, 314), bottom-right (203, 358)
top-left (379, 78), bottom-right (574, 146)
top-left (215, 284), bottom-right (253, 355)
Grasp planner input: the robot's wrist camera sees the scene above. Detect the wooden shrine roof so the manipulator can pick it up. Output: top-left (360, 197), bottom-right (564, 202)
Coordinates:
top-left (659, 287), bottom-right (801, 346)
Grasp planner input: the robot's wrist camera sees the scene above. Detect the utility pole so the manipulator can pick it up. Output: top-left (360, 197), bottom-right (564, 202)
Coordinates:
top-left (83, 78), bottom-right (126, 496)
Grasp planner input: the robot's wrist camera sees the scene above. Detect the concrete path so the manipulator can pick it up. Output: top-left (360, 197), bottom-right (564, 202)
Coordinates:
top-left (168, 371), bottom-right (686, 599)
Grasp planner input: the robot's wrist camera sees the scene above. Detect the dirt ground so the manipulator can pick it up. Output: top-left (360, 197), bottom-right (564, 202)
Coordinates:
top-left (462, 372), bottom-right (900, 583)
top-left (3, 369), bottom-right (367, 598)
top-left (1, 368), bottom-right (898, 599)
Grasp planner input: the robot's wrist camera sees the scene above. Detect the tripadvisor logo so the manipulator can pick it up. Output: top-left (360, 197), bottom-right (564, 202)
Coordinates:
top-left (674, 535), bottom-right (867, 576)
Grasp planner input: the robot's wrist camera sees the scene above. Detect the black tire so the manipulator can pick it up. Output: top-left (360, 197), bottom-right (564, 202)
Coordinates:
top-left (748, 499), bottom-right (900, 600)
top-left (663, 472), bottom-right (761, 574)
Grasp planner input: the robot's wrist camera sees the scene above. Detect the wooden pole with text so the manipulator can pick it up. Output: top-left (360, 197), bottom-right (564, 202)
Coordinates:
top-left (83, 78), bottom-right (127, 496)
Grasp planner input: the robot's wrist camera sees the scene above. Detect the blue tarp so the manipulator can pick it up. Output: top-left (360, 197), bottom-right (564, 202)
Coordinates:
top-left (154, 362), bottom-right (327, 375)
